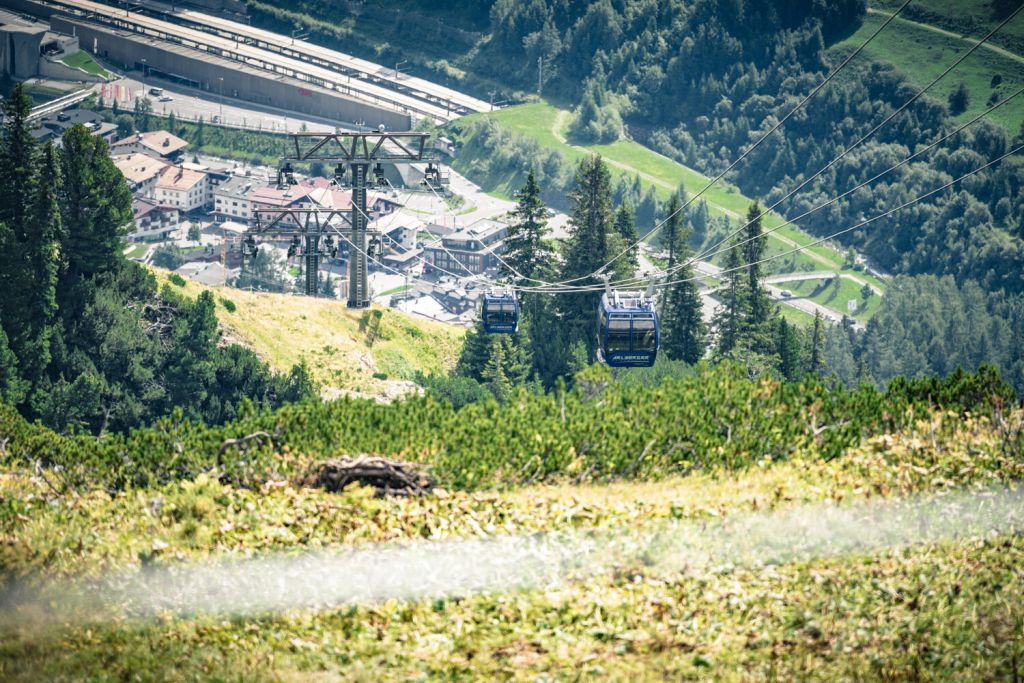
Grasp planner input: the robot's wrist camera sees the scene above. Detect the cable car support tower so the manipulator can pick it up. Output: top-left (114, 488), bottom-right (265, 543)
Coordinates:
top-left (249, 130), bottom-right (438, 307)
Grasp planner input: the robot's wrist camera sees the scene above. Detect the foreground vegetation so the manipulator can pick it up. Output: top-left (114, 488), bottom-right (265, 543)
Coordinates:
top-left (0, 359), bottom-right (1012, 493)
top-left (2, 400), bottom-right (1022, 679)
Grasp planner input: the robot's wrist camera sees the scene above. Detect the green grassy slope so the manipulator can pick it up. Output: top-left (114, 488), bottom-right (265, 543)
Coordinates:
top-left (152, 271), bottom-right (464, 398)
top-left (872, 0), bottom-right (1024, 55)
top-left (837, 10), bottom-right (1024, 133)
top-left (2, 410), bottom-right (1022, 680)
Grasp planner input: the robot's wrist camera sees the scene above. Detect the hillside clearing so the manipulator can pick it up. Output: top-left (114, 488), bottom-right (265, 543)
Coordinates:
top-left (871, 0), bottom-right (1024, 57)
top-left (153, 270), bottom-right (463, 399)
top-left (838, 10), bottom-right (1024, 133)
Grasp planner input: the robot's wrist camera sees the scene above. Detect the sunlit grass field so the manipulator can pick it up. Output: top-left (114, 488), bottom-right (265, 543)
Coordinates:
top-left (151, 270), bottom-right (464, 398)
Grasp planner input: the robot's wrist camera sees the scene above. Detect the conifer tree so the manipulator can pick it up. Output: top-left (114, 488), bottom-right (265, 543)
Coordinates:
top-left (740, 201), bottom-right (775, 351)
top-left (481, 338), bottom-right (512, 401)
top-left (774, 317), bottom-right (803, 381)
top-left (806, 310), bottom-right (825, 376)
top-left (502, 170), bottom-right (554, 383)
top-left (662, 193), bottom-right (683, 269)
top-left (660, 193), bottom-right (706, 364)
top-left (0, 89), bottom-right (60, 402)
top-left (58, 125), bottom-right (134, 288)
top-left (662, 268), bottom-right (706, 364)
top-left (559, 155), bottom-right (614, 361)
top-left (0, 316), bottom-right (26, 405)
top-left (712, 242), bottom-right (748, 356)
top-left (690, 199), bottom-right (710, 247)
top-left (504, 168), bottom-right (554, 284)
top-left (0, 83), bottom-right (37, 238)
top-left (16, 143), bottom-right (61, 390)
top-left (455, 320), bottom-right (493, 382)
top-left (613, 202), bottom-right (639, 275)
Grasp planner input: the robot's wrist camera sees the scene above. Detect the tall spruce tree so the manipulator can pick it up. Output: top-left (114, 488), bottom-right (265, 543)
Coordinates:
top-left (16, 143), bottom-right (61, 391)
top-left (504, 168), bottom-right (554, 283)
top-left (712, 242), bottom-right (748, 356)
top-left (774, 317), bottom-right (804, 381)
top-left (497, 170), bottom-right (552, 383)
top-left (660, 194), bottom-right (706, 364)
top-left (806, 310), bottom-right (825, 377)
top-left (662, 193), bottom-right (684, 269)
top-left (0, 88), bottom-right (60, 405)
top-left (740, 201), bottom-right (775, 351)
top-left (613, 202), bottom-right (639, 275)
top-left (559, 155), bottom-right (615, 361)
top-left (0, 320), bottom-right (26, 405)
top-left (59, 125), bottom-right (134, 292)
top-left (0, 83), bottom-right (38, 238)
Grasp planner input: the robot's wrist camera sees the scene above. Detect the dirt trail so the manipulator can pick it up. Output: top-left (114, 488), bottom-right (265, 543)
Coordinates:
top-left (866, 8), bottom-right (1024, 65)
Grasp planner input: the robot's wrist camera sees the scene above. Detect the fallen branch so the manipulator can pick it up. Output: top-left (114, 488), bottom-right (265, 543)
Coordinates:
top-left (300, 456), bottom-right (434, 497)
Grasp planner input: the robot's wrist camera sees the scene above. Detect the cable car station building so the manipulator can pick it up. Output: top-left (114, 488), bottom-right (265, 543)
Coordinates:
top-left (423, 218), bottom-right (508, 276)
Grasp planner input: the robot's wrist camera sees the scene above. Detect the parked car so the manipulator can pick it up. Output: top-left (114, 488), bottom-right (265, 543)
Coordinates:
top-left (159, 95), bottom-right (173, 102)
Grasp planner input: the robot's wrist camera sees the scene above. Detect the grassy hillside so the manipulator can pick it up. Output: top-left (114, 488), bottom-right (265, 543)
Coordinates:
top-left (872, 0), bottom-right (1024, 56)
top-left (837, 9), bottom-right (1024, 133)
top-left (153, 271), bottom-right (463, 399)
top-left (2, 408), bottom-right (1023, 679)
top-left (451, 102), bottom-right (887, 293)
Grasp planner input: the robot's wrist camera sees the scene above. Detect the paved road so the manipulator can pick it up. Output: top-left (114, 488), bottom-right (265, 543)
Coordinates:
top-left (766, 270), bottom-right (883, 296)
top-left (98, 75), bottom-right (340, 134)
top-left (695, 259), bottom-right (863, 329)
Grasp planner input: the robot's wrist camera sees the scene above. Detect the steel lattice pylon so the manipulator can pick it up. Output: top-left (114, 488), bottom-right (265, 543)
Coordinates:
top-left (284, 131), bottom-right (435, 307)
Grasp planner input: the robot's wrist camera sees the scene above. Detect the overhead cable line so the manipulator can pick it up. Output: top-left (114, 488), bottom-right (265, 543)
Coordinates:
top-left (528, 143), bottom-right (1023, 295)
top-left (522, 4), bottom-right (1023, 294)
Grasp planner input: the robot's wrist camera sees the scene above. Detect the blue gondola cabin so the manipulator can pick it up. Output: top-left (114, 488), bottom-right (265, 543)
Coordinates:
top-left (598, 291), bottom-right (659, 367)
top-left (481, 291), bottom-right (519, 334)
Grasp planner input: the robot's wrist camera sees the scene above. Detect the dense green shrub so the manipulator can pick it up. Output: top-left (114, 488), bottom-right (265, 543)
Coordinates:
top-left (1, 363), bottom-right (1014, 493)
